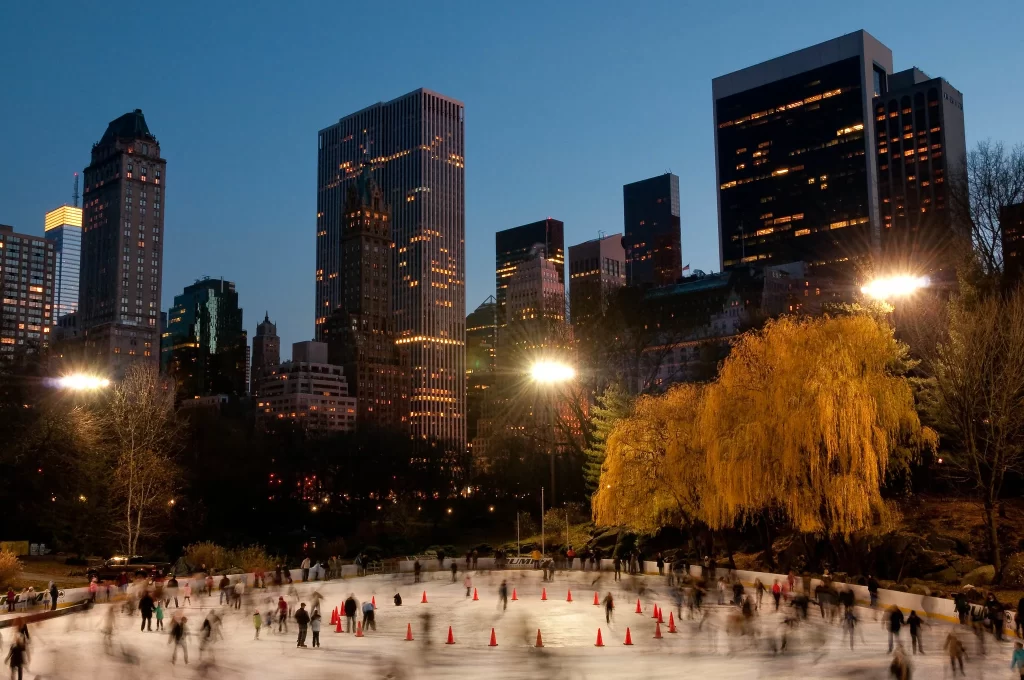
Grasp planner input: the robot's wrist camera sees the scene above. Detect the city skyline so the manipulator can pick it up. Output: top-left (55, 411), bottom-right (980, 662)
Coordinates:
top-left (1, 3), bottom-right (1022, 353)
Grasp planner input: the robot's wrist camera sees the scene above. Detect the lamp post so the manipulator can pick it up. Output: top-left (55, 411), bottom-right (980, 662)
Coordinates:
top-left (528, 360), bottom-right (577, 509)
top-left (860, 275), bottom-right (929, 302)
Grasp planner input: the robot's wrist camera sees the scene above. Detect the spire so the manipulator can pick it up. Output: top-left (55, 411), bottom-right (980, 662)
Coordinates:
top-left (264, 311), bottom-right (269, 323)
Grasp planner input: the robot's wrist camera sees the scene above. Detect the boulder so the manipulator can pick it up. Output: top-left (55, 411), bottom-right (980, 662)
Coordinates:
top-left (925, 533), bottom-right (959, 553)
top-left (889, 583), bottom-right (909, 593)
top-left (909, 584), bottom-right (931, 596)
top-left (911, 549), bottom-right (949, 575)
top-left (951, 557), bottom-right (984, 575)
top-left (923, 567), bottom-right (959, 584)
top-left (962, 565), bottom-right (996, 586)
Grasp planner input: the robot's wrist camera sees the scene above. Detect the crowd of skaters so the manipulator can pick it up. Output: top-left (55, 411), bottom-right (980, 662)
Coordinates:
top-left (11, 550), bottom-right (1024, 678)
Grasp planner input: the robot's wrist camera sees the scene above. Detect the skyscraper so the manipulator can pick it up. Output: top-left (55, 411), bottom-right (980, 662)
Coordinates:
top-left (1002, 203), bottom-right (1024, 290)
top-left (250, 312), bottom-right (281, 396)
top-left (465, 296), bottom-right (496, 443)
top-left (623, 174), bottom-right (682, 286)
top-left (568, 234), bottom-right (626, 328)
top-left (875, 68), bottom-right (966, 279)
top-left (161, 278), bottom-right (246, 400)
top-left (44, 205), bottom-right (82, 323)
top-left (80, 109), bottom-right (166, 370)
top-left (495, 219), bottom-right (564, 329)
top-left (0, 225), bottom-right (56, 356)
top-left (317, 89), bottom-right (465, 447)
top-left (322, 170), bottom-right (405, 429)
top-left (713, 31), bottom-right (893, 278)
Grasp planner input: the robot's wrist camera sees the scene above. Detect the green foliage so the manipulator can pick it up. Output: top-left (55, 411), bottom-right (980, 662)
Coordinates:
top-left (583, 382), bottom-right (633, 494)
top-left (0, 549), bottom-right (22, 588)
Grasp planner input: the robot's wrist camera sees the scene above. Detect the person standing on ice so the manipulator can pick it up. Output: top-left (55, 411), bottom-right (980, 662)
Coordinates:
top-left (498, 580), bottom-right (508, 611)
top-left (300, 556), bottom-right (310, 582)
top-left (310, 611), bottom-right (321, 647)
top-left (413, 560), bottom-right (422, 583)
top-left (771, 579), bottom-right (782, 611)
top-left (169, 615), bottom-right (189, 665)
top-left (566, 546), bottom-right (575, 569)
top-left (603, 593), bottom-right (614, 624)
top-left (450, 560), bottom-right (458, 583)
top-left (277, 596), bottom-right (289, 633)
top-left (344, 595), bottom-right (358, 633)
top-left (907, 610), bottom-right (925, 654)
top-left (656, 553), bottom-right (665, 576)
top-left (139, 590), bottom-right (155, 631)
top-left (1011, 641), bottom-right (1024, 678)
top-left (253, 610), bottom-right (262, 640)
top-left (182, 581), bottom-right (192, 607)
top-left (613, 555), bottom-right (621, 581)
top-left (842, 607), bottom-right (859, 650)
top-left (294, 603), bottom-right (310, 647)
top-left (887, 605), bottom-right (906, 653)
top-left (463, 575), bottom-right (472, 598)
top-left (943, 629), bottom-right (965, 676)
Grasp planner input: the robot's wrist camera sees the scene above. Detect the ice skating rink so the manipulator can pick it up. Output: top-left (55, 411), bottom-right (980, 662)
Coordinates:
top-left (11, 569), bottom-right (1018, 679)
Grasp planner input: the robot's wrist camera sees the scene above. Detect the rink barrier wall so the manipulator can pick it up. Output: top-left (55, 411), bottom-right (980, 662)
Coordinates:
top-left (399, 557), bottom-right (968, 624)
top-left (0, 601), bottom-right (91, 629)
top-left (30, 559), bottom-right (977, 627)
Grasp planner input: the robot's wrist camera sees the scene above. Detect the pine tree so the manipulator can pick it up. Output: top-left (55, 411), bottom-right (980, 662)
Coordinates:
top-left (583, 382), bottom-right (632, 493)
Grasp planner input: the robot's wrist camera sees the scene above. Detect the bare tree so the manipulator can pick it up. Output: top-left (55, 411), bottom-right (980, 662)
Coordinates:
top-left (950, 140), bottom-right (1024, 277)
top-left (106, 364), bottom-right (182, 555)
top-left (920, 285), bottom-right (1024, 577)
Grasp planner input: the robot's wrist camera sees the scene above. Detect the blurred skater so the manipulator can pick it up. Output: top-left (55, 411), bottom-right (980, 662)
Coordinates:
top-left (311, 611), bottom-right (321, 647)
top-left (943, 629), bottom-right (965, 676)
top-left (603, 592), bottom-right (614, 624)
top-left (169, 615), bottom-right (188, 665)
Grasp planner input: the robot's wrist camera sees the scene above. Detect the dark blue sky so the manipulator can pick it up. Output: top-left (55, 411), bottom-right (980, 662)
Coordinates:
top-left (2, 1), bottom-right (1021, 353)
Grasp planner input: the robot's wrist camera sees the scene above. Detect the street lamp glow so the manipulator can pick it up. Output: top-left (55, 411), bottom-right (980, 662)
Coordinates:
top-left (57, 374), bottom-right (111, 391)
top-left (529, 360), bottom-right (576, 384)
top-left (860, 275), bottom-right (929, 301)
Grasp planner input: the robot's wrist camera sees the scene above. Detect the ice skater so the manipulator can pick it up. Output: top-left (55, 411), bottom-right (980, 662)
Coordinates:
top-left (362, 598), bottom-right (376, 631)
top-left (139, 591), bottom-right (155, 631)
top-left (886, 605), bottom-right (905, 653)
top-left (907, 610), bottom-right (925, 654)
top-left (311, 611), bottom-right (321, 647)
top-left (253, 610), bottom-right (262, 640)
top-left (498, 580), bottom-right (508, 612)
top-left (943, 629), bottom-right (965, 676)
top-left (294, 603), bottom-right (310, 647)
top-left (5, 633), bottom-right (27, 680)
top-left (464, 575), bottom-right (472, 598)
top-left (169, 615), bottom-right (188, 665)
top-left (344, 594), bottom-right (358, 633)
top-left (603, 592), bottom-right (614, 624)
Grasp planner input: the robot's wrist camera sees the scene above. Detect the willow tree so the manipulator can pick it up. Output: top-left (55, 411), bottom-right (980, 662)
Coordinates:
top-left (592, 384), bottom-right (706, 534)
top-left (701, 314), bottom-right (934, 539)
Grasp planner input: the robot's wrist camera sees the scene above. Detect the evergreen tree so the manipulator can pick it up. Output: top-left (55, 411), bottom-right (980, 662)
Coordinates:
top-left (583, 382), bottom-right (632, 493)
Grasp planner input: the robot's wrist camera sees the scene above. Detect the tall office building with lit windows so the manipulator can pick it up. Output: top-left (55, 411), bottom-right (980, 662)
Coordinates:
top-left (316, 89), bottom-right (465, 447)
top-left (874, 69), bottom-right (966, 279)
top-left (80, 109), bottom-right (166, 370)
top-left (623, 174), bottom-right (681, 286)
top-left (44, 205), bottom-right (82, 323)
top-left (0, 225), bottom-right (56, 355)
top-left (713, 30), bottom-right (893, 279)
top-left (495, 219), bottom-right (564, 329)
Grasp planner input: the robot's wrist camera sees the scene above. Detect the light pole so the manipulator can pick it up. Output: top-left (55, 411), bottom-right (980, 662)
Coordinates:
top-left (529, 360), bottom-right (576, 508)
top-left (860, 275), bottom-right (929, 302)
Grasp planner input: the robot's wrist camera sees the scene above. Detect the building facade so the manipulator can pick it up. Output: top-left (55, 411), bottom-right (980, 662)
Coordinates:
top-left (568, 234), bottom-right (626, 328)
top-left (250, 312), bottom-right (281, 396)
top-left (623, 174), bottom-right (682, 286)
top-left (1003, 203), bottom-right (1024, 290)
top-left (255, 341), bottom-right (357, 433)
top-left (713, 31), bottom-right (893, 279)
top-left (465, 296), bottom-right (496, 444)
top-left (495, 219), bottom-right (564, 328)
top-left (875, 68), bottom-right (967, 279)
top-left (322, 170), bottom-right (405, 429)
top-left (161, 278), bottom-right (247, 400)
top-left (79, 109), bottom-right (166, 370)
top-left (317, 88), bottom-right (465, 447)
top-left (44, 206), bottom-right (82, 324)
top-left (0, 225), bottom-right (56, 357)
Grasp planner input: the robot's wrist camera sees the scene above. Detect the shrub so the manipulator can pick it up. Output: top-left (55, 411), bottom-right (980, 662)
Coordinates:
top-left (232, 545), bottom-right (276, 573)
top-left (0, 550), bottom-right (22, 587)
top-left (186, 542), bottom-right (230, 571)
top-left (1002, 552), bottom-right (1024, 588)
top-left (185, 542), bottom-right (277, 573)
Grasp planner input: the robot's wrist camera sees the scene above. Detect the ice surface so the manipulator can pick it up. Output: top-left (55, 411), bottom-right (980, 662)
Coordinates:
top-left (7, 569), bottom-right (1017, 678)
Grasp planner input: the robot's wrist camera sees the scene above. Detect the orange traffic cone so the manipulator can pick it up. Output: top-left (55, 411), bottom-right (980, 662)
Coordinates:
top-left (511, 588), bottom-right (518, 601)
top-left (488, 628), bottom-right (498, 647)
top-left (566, 589), bottom-right (573, 602)
top-left (668, 611), bottom-right (677, 633)
top-left (421, 591), bottom-right (428, 604)
top-left (594, 628), bottom-right (605, 647)
top-left (623, 627), bottom-right (633, 645)
top-left (654, 621), bottom-right (663, 639)
top-left (652, 604), bottom-right (659, 619)
top-left (472, 588), bottom-right (479, 601)
top-left (535, 629), bottom-right (544, 647)
top-left (355, 622), bottom-right (364, 637)
top-left (635, 598), bottom-right (642, 614)
top-left (657, 606), bottom-right (664, 624)
top-left (371, 596), bottom-right (376, 609)
top-left (335, 617), bottom-right (342, 633)
top-left (593, 592), bottom-right (600, 606)
top-left (405, 623), bottom-right (414, 641)
top-left (541, 588), bottom-right (547, 601)
top-left (331, 607), bottom-right (337, 625)
top-left (445, 626), bottom-right (455, 644)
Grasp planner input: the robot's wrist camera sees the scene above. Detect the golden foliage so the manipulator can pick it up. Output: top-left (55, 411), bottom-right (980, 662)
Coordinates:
top-left (0, 549), bottom-right (22, 587)
top-left (594, 314), bottom-right (935, 537)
